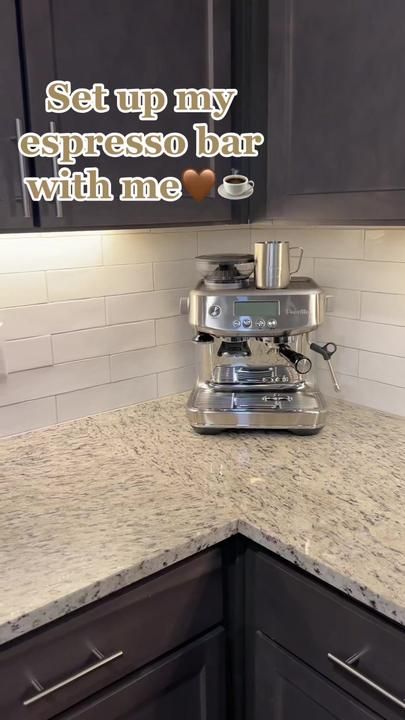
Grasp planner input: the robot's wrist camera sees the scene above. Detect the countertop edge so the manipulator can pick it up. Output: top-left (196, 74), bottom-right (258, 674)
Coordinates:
top-left (0, 520), bottom-right (238, 647)
top-left (238, 520), bottom-right (405, 627)
top-left (1, 514), bottom-right (404, 648)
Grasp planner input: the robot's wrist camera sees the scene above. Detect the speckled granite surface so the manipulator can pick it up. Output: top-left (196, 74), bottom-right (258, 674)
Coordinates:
top-left (0, 394), bottom-right (404, 645)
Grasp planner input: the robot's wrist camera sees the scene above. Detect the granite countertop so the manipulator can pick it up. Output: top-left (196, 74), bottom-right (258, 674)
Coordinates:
top-left (0, 394), bottom-right (404, 645)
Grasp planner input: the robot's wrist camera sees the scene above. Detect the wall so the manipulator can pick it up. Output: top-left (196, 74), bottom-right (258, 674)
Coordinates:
top-left (0, 224), bottom-right (403, 437)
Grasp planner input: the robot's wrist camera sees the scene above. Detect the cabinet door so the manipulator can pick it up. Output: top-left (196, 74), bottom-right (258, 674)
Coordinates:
top-left (0, 0), bottom-right (34, 230)
top-left (252, 0), bottom-right (405, 223)
top-left (251, 632), bottom-right (382, 720)
top-left (60, 628), bottom-right (225, 720)
top-left (20, 0), bottom-right (232, 230)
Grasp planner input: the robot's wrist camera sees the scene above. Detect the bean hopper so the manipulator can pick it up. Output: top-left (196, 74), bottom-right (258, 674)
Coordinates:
top-left (181, 253), bottom-right (339, 434)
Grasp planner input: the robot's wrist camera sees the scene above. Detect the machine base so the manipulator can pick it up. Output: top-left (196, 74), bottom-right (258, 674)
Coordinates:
top-left (187, 385), bottom-right (328, 434)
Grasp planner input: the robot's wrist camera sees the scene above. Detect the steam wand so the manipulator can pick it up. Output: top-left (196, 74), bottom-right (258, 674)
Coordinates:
top-left (310, 342), bottom-right (340, 392)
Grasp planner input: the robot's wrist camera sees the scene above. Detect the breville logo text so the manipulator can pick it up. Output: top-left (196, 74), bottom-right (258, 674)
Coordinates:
top-left (286, 308), bottom-right (309, 315)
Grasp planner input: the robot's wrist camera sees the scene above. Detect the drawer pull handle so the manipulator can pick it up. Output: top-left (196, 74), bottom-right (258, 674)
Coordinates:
top-left (15, 118), bottom-right (32, 219)
top-left (23, 649), bottom-right (124, 706)
top-left (49, 120), bottom-right (63, 218)
top-left (328, 652), bottom-right (405, 710)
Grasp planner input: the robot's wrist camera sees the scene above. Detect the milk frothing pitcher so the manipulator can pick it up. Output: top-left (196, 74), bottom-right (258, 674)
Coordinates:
top-left (254, 241), bottom-right (304, 289)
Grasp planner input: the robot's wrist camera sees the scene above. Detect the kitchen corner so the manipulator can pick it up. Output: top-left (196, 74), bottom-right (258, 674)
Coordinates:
top-left (0, 393), bottom-right (403, 648)
top-left (2, 1), bottom-right (405, 718)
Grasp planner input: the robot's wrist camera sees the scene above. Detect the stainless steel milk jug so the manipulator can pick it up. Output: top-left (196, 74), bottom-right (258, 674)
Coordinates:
top-left (254, 241), bottom-right (304, 289)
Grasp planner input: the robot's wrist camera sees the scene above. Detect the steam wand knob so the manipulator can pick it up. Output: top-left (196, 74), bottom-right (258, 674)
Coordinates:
top-left (310, 342), bottom-right (340, 392)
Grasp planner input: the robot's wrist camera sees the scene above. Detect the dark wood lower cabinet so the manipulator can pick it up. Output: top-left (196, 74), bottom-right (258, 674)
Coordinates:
top-left (0, 548), bottom-right (224, 720)
top-left (60, 628), bottom-right (225, 720)
top-left (247, 547), bottom-right (405, 720)
top-left (253, 632), bottom-right (381, 720)
top-left (2, 541), bottom-right (405, 720)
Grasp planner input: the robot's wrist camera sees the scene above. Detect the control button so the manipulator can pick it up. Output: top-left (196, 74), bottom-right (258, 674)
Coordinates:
top-left (267, 319), bottom-right (277, 328)
top-left (242, 318), bottom-right (252, 328)
top-left (208, 305), bottom-right (221, 318)
top-left (255, 319), bottom-right (266, 329)
top-left (232, 319), bottom-right (241, 328)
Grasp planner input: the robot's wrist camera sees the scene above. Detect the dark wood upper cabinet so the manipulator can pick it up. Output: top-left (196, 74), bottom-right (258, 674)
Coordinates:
top-left (7, 0), bottom-right (405, 229)
top-left (249, 0), bottom-right (405, 224)
top-left (19, 0), bottom-right (233, 229)
top-left (0, 0), bottom-right (34, 230)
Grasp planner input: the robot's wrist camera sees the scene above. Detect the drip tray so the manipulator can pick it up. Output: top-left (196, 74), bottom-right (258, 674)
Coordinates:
top-left (187, 386), bottom-right (328, 430)
top-left (233, 394), bottom-right (293, 410)
top-left (210, 364), bottom-right (302, 392)
top-left (190, 387), bottom-right (322, 413)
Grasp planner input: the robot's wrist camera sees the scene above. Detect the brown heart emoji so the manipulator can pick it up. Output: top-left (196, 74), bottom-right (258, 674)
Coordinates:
top-left (182, 168), bottom-right (216, 202)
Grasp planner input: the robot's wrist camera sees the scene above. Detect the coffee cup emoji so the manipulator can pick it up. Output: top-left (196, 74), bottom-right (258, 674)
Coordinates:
top-left (223, 174), bottom-right (254, 196)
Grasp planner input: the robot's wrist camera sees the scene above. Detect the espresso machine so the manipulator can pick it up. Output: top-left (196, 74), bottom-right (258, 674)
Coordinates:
top-left (181, 244), bottom-right (339, 434)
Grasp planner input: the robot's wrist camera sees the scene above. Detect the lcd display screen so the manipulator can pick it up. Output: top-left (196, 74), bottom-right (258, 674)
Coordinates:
top-left (234, 301), bottom-right (280, 317)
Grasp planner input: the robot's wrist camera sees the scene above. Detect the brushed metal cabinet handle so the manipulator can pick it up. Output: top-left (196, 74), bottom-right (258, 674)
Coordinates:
top-left (15, 118), bottom-right (32, 219)
top-left (49, 120), bottom-right (63, 218)
top-left (328, 652), bottom-right (405, 710)
top-left (23, 650), bottom-right (124, 706)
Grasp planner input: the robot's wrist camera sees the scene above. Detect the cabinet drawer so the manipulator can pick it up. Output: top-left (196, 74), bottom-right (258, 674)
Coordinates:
top-left (249, 548), bottom-right (405, 719)
top-left (60, 627), bottom-right (225, 719)
top-left (253, 631), bottom-right (381, 720)
top-left (0, 549), bottom-right (223, 720)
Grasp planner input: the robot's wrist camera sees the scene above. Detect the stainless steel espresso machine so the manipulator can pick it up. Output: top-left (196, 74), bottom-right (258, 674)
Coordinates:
top-left (181, 244), bottom-right (339, 434)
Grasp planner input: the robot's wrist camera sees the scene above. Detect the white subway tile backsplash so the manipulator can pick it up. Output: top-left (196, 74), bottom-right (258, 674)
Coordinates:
top-left (0, 298), bottom-right (106, 340)
top-left (197, 228), bottom-right (251, 255)
top-left (153, 259), bottom-right (199, 290)
top-left (107, 289), bottom-right (186, 325)
top-left (5, 335), bottom-right (53, 373)
top-left (157, 365), bottom-right (196, 397)
top-left (0, 234), bottom-right (101, 273)
top-left (361, 292), bottom-right (405, 327)
top-left (320, 316), bottom-right (405, 357)
top-left (52, 321), bottom-right (155, 363)
top-left (102, 231), bottom-right (197, 264)
top-left (56, 375), bottom-right (157, 423)
top-left (0, 357), bottom-right (109, 407)
top-left (365, 229), bottom-right (405, 262)
top-left (47, 264), bottom-right (153, 301)
top-left (318, 369), bottom-right (405, 417)
top-left (314, 259), bottom-right (405, 294)
top-left (0, 272), bottom-right (47, 308)
top-left (359, 351), bottom-right (405, 388)
top-left (0, 397), bottom-right (57, 438)
top-left (251, 227), bottom-right (364, 259)
top-left (111, 341), bottom-right (194, 382)
top-left (156, 315), bottom-right (193, 345)
top-left (323, 287), bottom-right (361, 319)
top-left (0, 223), bottom-right (405, 433)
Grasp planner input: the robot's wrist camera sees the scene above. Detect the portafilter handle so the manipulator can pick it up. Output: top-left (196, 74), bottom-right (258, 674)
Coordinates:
top-left (310, 342), bottom-right (340, 392)
top-left (278, 344), bottom-right (312, 375)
